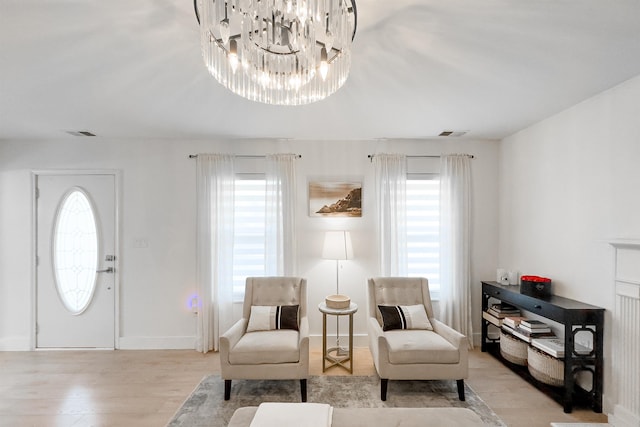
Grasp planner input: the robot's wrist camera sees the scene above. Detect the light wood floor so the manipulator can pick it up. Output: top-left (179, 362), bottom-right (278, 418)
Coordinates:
top-left (0, 347), bottom-right (608, 427)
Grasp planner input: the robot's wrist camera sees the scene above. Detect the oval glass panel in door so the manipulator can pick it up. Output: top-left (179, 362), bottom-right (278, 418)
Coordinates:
top-left (52, 188), bottom-right (99, 315)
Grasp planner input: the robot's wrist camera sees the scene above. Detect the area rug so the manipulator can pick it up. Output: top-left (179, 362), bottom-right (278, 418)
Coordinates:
top-left (167, 375), bottom-right (505, 427)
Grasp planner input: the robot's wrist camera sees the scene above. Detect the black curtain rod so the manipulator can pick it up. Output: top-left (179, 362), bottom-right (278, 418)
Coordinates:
top-left (367, 154), bottom-right (474, 162)
top-left (188, 154), bottom-right (302, 159)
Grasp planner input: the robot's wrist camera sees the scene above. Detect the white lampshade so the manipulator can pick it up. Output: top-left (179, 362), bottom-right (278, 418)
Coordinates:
top-left (322, 231), bottom-right (353, 260)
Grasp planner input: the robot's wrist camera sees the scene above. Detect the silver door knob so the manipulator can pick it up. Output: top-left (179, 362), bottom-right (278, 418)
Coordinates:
top-left (96, 267), bottom-right (115, 273)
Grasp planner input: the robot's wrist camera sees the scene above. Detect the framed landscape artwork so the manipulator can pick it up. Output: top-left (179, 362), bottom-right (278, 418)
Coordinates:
top-left (308, 180), bottom-right (362, 217)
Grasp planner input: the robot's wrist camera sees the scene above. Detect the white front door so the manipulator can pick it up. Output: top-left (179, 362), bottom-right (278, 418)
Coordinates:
top-left (36, 173), bottom-right (117, 348)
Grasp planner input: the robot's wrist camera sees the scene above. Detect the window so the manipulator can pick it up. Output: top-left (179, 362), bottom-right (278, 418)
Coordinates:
top-left (406, 176), bottom-right (440, 298)
top-left (53, 188), bottom-right (99, 314)
top-left (232, 177), bottom-right (266, 299)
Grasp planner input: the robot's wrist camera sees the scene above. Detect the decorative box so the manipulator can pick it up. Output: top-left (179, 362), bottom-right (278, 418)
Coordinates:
top-left (520, 275), bottom-right (552, 298)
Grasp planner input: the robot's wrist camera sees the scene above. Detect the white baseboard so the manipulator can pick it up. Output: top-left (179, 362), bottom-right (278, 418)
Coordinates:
top-left (119, 335), bottom-right (371, 350)
top-left (310, 333), bottom-right (484, 349)
top-left (609, 404), bottom-right (639, 427)
top-left (310, 333), bottom-right (369, 349)
top-left (472, 332), bottom-right (482, 348)
top-left (0, 337), bottom-right (31, 351)
top-left (0, 336), bottom-right (197, 351)
top-left (117, 336), bottom-right (196, 350)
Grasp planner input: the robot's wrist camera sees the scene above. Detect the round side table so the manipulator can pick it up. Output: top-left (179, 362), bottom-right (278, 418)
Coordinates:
top-left (318, 302), bottom-right (358, 373)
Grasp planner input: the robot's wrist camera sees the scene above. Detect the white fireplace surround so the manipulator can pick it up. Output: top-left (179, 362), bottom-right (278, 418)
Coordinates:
top-left (608, 240), bottom-right (640, 427)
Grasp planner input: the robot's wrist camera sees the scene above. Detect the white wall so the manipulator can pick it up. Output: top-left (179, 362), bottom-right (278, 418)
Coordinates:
top-left (0, 138), bottom-right (499, 350)
top-left (498, 73), bottom-right (640, 415)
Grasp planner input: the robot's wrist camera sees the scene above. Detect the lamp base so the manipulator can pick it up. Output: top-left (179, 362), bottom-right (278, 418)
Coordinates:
top-left (327, 346), bottom-right (350, 358)
top-left (336, 347), bottom-right (349, 357)
top-left (325, 294), bottom-right (350, 309)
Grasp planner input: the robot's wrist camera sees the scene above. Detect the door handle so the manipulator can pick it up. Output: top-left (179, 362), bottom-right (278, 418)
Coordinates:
top-left (97, 267), bottom-right (115, 273)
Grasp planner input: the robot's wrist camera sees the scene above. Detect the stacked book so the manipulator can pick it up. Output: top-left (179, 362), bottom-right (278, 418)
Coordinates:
top-left (502, 316), bottom-right (527, 329)
top-left (531, 338), bottom-right (592, 358)
top-left (487, 303), bottom-right (521, 319)
top-left (519, 319), bottom-right (551, 334)
top-left (485, 304), bottom-right (521, 328)
top-left (482, 311), bottom-right (503, 327)
top-left (501, 318), bottom-right (555, 343)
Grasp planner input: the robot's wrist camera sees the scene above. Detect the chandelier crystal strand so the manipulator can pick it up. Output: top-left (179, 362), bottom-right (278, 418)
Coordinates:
top-left (198, 0), bottom-right (356, 105)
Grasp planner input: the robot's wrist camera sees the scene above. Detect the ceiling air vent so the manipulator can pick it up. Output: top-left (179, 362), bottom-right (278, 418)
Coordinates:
top-left (438, 130), bottom-right (468, 137)
top-left (66, 130), bottom-right (97, 137)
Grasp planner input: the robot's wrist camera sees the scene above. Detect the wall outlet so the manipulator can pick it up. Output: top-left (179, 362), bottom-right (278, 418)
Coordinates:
top-left (191, 296), bottom-right (198, 315)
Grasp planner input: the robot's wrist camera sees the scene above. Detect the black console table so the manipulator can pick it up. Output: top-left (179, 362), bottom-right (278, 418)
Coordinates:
top-left (481, 281), bottom-right (604, 413)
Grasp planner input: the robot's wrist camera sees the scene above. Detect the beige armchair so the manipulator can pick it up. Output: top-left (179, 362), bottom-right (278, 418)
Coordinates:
top-left (367, 277), bottom-right (468, 401)
top-left (220, 277), bottom-right (309, 401)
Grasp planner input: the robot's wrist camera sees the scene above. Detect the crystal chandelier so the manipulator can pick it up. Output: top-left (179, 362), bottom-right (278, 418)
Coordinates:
top-left (195, 0), bottom-right (357, 105)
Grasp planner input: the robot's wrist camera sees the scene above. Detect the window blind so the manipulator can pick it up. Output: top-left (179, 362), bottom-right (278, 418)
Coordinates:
top-left (406, 178), bottom-right (441, 297)
top-left (232, 178), bottom-right (266, 298)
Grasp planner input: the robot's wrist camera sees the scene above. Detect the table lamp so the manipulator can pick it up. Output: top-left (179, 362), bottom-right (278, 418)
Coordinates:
top-left (322, 230), bottom-right (353, 355)
top-left (322, 230), bottom-right (353, 301)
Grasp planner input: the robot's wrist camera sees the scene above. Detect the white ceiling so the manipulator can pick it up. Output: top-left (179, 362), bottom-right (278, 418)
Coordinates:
top-left (2, 0), bottom-right (640, 141)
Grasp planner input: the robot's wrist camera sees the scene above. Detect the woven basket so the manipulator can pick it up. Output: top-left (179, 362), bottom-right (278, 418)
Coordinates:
top-left (500, 331), bottom-right (528, 366)
top-left (527, 346), bottom-right (564, 387)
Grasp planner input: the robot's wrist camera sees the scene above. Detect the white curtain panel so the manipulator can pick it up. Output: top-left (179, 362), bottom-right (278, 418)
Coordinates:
top-left (265, 153), bottom-right (298, 276)
top-left (439, 154), bottom-right (473, 349)
top-left (196, 154), bottom-right (235, 353)
top-left (373, 153), bottom-right (408, 276)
